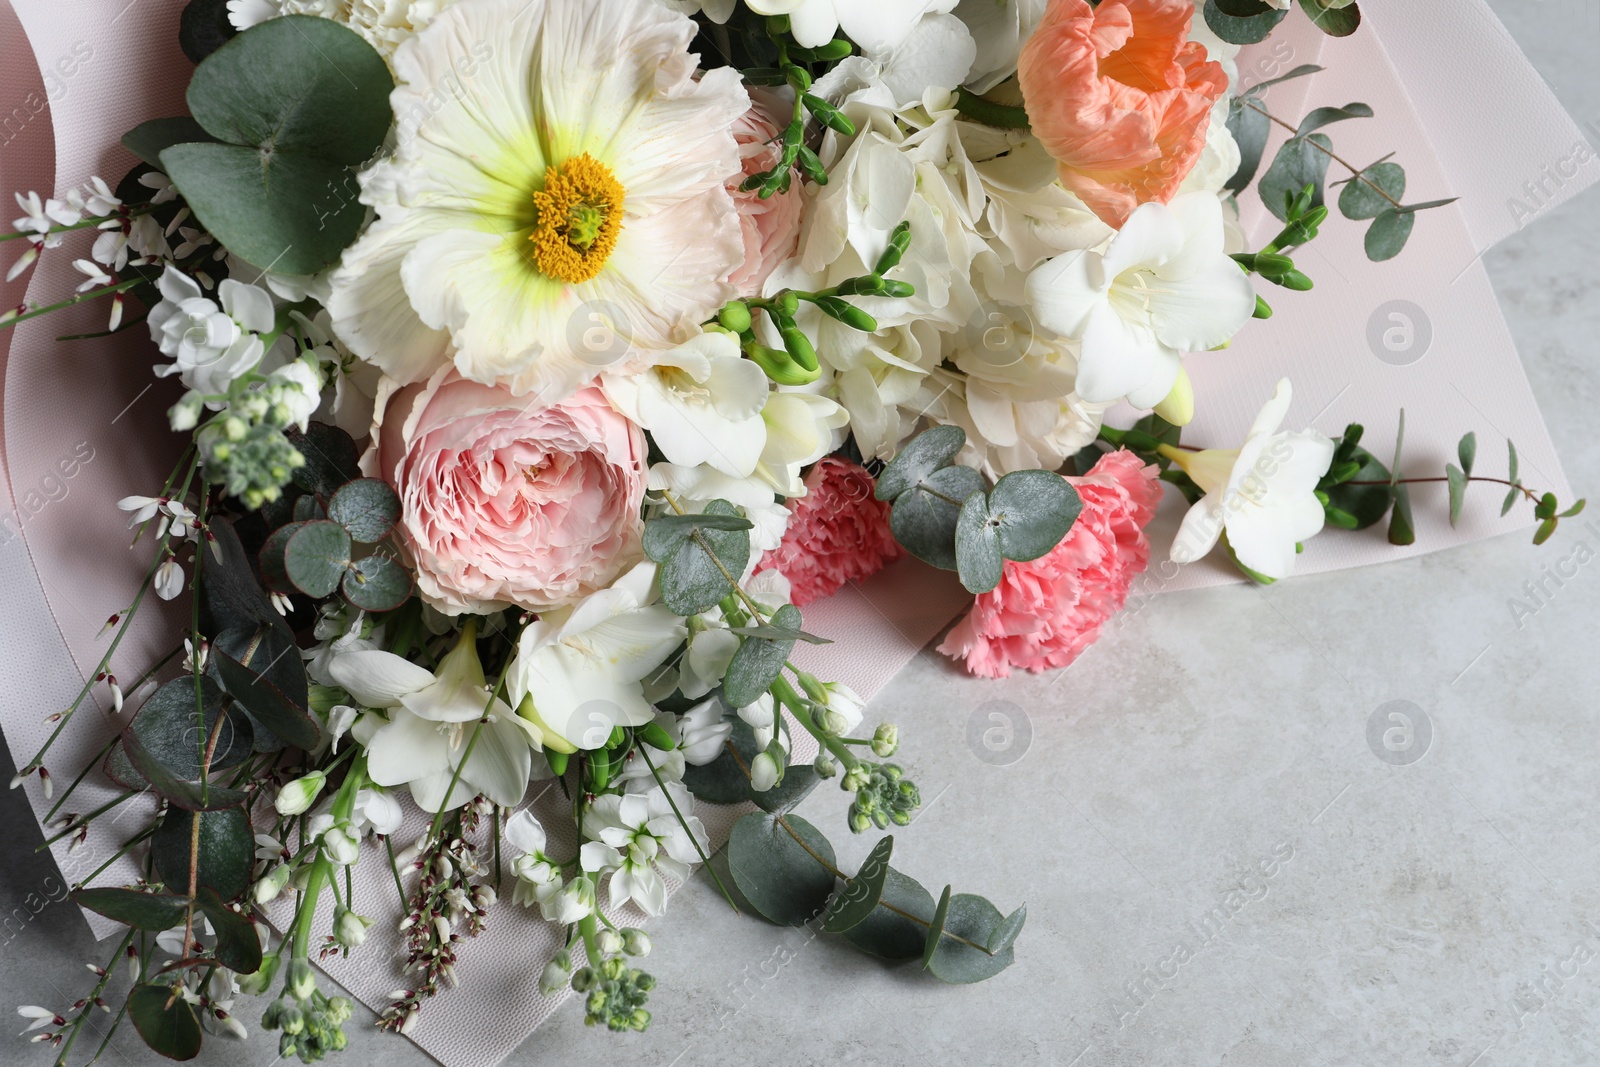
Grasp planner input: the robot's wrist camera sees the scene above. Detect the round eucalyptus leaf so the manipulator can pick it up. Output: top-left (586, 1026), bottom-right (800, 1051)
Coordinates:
top-left (659, 500), bottom-right (750, 616)
top-left (822, 835), bottom-right (894, 934)
top-left (1365, 208), bottom-right (1416, 262)
top-left (258, 521), bottom-right (304, 594)
top-left (1338, 161), bottom-right (1405, 220)
top-left (283, 519), bottom-right (351, 598)
top-left (921, 884), bottom-right (953, 968)
top-left (1259, 133), bottom-right (1333, 222)
top-left (128, 984), bottom-right (202, 1062)
top-left (327, 478), bottom-right (400, 543)
top-left (955, 493), bottom-right (1004, 594)
top-left (151, 806), bottom-right (254, 902)
top-left (128, 677), bottom-right (252, 780)
top-left (927, 893), bottom-right (1019, 984)
top-left (989, 470), bottom-right (1083, 562)
top-left (1299, 0), bottom-right (1360, 36)
top-left (843, 868), bottom-right (936, 960)
top-left (727, 812), bottom-right (837, 927)
top-left (342, 553), bottom-right (413, 612)
top-left (889, 464), bottom-right (986, 571)
top-left (1203, 0), bottom-right (1287, 44)
top-left (875, 424), bottom-right (966, 502)
top-left (722, 603), bottom-right (801, 708)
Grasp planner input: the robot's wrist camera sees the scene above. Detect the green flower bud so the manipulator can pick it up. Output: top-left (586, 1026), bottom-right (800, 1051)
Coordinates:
top-left (718, 301), bottom-right (752, 333)
top-left (813, 753), bottom-right (838, 779)
top-left (286, 958), bottom-right (317, 1001)
top-left (871, 723), bottom-right (899, 757)
top-left (621, 928), bottom-right (652, 957)
top-left (275, 771), bottom-right (327, 816)
top-left (849, 809), bottom-right (871, 833)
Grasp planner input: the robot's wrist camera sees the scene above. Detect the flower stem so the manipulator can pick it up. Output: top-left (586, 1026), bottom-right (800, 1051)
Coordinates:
top-left (637, 745), bottom-right (737, 913)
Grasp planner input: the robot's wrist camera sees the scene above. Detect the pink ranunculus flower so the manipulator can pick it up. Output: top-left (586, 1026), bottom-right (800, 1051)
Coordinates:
top-left (365, 368), bottom-right (647, 615)
top-left (938, 449), bottom-right (1163, 678)
top-left (1018, 0), bottom-right (1228, 229)
top-left (754, 457), bottom-right (903, 607)
top-left (725, 89), bottom-right (804, 297)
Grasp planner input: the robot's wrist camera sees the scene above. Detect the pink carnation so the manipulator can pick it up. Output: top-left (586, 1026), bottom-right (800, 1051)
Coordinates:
top-left (725, 89), bottom-right (804, 297)
top-left (755, 457), bottom-right (903, 607)
top-left (365, 368), bottom-right (646, 615)
top-left (938, 450), bottom-right (1163, 678)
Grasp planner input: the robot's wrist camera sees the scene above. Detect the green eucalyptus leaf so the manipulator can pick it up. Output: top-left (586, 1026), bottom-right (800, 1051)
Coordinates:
top-left (921, 884), bottom-right (953, 969)
top-left (682, 712), bottom-right (755, 804)
top-left (1534, 516), bottom-right (1558, 545)
top-left (122, 117), bottom-right (216, 170)
top-left (200, 518), bottom-right (290, 637)
top-left (1299, 0), bottom-right (1360, 36)
top-left (1225, 94), bottom-right (1271, 193)
top-left (286, 422), bottom-right (362, 497)
top-left (726, 812), bottom-right (836, 926)
top-left (843, 868), bottom-right (935, 960)
top-left (1203, 0), bottom-right (1287, 44)
top-left (122, 720), bottom-right (249, 812)
top-left (1388, 482), bottom-right (1416, 545)
top-left (875, 425), bottom-right (965, 502)
top-left (211, 637), bottom-right (322, 752)
top-left (257, 521), bottom-right (303, 594)
top-left (1338, 161), bottom-right (1405, 220)
top-left (1502, 485), bottom-right (1520, 517)
top-left (954, 493), bottom-right (1004, 594)
top-left (1246, 63), bottom-right (1324, 94)
top-left (928, 894), bottom-right (1020, 984)
top-left (283, 519), bottom-right (351, 598)
top-left (988, 904), bottom-right (1027, 954)
top-left (822, 835), bottom-right (894, 934)
top-left (197, 888), bottom-right (263, 973)
top-left (1295, 102), bottom-right (1373, 138)
top-left (208, 624), bottom-right (310, 750)
top-left (179, 0), bottom-right (238, 65)
top-left (658, 501), bottom-right (750, 616)
top-left (127, 677), bottom-right (251, 781)
top-left (73, 888), bottom-right (191, 932)
top-left (889, 464), bottom-right (986, 571)
top-left (989, 470), bottom-right (1082, 561)
top-left (752, 763), bottom-right (820, 815)
top-left (151, 807), bottom-right (253, 902)
top-left (342, 553), bottom-right (413, 612)
top-left (1261, 134), bottom-right (1333, 222)
top-left (327, 478), bottom-right (400, 543)
top-left (722, 603), bottom-right (801, 708)
top-left (128, 984), bottom-right (202, 1061)
top-left (1446, 463), bottom-right (1468, 526)
top-left (1365, 208), bottom-right (1416, 261)
top-left (1458, 432), bottom-right (1477, 478)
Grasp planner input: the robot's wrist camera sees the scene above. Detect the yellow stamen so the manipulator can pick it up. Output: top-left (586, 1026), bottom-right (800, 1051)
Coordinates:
top-left (529, 153), bottom-right (625, 285)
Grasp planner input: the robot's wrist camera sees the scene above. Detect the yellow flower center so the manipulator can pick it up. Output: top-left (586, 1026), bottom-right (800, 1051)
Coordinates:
top-left (529, 153), bottom-right (625, 285)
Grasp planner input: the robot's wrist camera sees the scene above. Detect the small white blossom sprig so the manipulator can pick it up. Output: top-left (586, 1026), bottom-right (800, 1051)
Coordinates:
top-left (380, 798), bottom-right (498, 1034)
top-left (3, 174), bottom-right (188, 335)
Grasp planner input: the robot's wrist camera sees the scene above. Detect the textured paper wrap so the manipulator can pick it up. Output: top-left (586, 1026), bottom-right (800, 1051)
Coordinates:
top-left (0, 1), bottom-right (1592, 1064)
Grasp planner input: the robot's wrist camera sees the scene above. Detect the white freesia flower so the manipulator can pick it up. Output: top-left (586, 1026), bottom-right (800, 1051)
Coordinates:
top-left (602, 331), bottom-right (769, 478)
top-left (325, 0), bottom-right (748, 403)
top-left (148, 269), bottom-right (276, 397)
top-left (334, 625), bottom-right (533, 811)
top-left (579, 783), bottom-right (708, 916)
top-left (1026, 192), bottom-right (1256, 411)
top-left (677, 697), bottom-right (733, 765)
top-left (1167, 379), bottom-right (1336, 580)
top-left (506, 562), bottom-right (685, 753)
top-left (754, 391), bottom-right (850, 497)
top-left (352, 787), bottom-right (404, 836)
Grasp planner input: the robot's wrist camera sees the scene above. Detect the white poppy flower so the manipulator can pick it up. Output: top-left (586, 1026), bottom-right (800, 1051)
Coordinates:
top-left (1168, 378), bottom-right (1336, 580)
top-left (602, 331), bottom-right (769, 479)
top-left (1026, 192), bottom-right (1256, 410)
top-left (324, 0), bottom-right (748, 403)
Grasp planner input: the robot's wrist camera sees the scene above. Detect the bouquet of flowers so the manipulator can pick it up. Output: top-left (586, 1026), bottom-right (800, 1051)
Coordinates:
top-left (5, 0), bottom-right (1583, 1062)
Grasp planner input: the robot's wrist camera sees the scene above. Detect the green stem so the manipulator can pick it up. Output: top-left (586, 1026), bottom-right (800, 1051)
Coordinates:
top-left (771, 675), bottom-right (858, 771)
top-left (1, 278), bottom-right (141, 331)
top-left (637, 746), bottom-right (737, 913)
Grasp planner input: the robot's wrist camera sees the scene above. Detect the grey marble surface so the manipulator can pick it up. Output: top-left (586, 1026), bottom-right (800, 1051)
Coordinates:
top-left (4, 3), bottom-right (1599, 1065)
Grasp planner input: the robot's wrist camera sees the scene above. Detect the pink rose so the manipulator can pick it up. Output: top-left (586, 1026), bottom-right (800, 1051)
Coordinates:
top-left (366, 368), bottom-right (646, 615)
top-left (726, 90), bottom-right (804, 297)
top-left (755, 457), bottom-right (903, 607)
top-left (938, 450), bottom-right (1163, 677)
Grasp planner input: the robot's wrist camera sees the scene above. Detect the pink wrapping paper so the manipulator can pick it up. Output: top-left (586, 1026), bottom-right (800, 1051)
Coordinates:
top-left (0, 1), bottom-right (1591, 1064)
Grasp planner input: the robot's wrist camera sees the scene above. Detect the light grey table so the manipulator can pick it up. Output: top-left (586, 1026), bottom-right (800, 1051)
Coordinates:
top-left (4, 2), bottom-right (1597, 1064)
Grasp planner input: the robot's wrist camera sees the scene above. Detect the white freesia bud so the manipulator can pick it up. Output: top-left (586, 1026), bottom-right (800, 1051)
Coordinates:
top-left (621, 928), bottom-right (652, 957)
top-left (320, 823), bottom-right (359, 865)
top-left (274, 771), bottom-right (327, 816)
top-left (750, 751), bottom-right (780, 792)
top-left (333, 908), bottom-right (373, 949)
top-left (253, 864), bottom-right (293, 905)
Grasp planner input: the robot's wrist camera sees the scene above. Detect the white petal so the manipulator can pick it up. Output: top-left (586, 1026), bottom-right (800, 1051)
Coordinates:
top-left (365, 712), bottom-right (451, 790)
top-left (218, 279), bottom-right (274, 334)
top-left (1171, 493), bottom-right (1225, 565)
top-left (505, 808), bottom-right (547, 855)
top-left (1075, 303), bottom-right (1175, 406)
top-left (328, 650), bottom-right (434, 708)
top-left (1026, 250), bottom-right (1104, 340)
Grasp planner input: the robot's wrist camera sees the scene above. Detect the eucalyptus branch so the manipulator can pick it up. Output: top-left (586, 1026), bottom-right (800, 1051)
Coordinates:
top-left (1242, 99), bottom-right (1402, 210)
